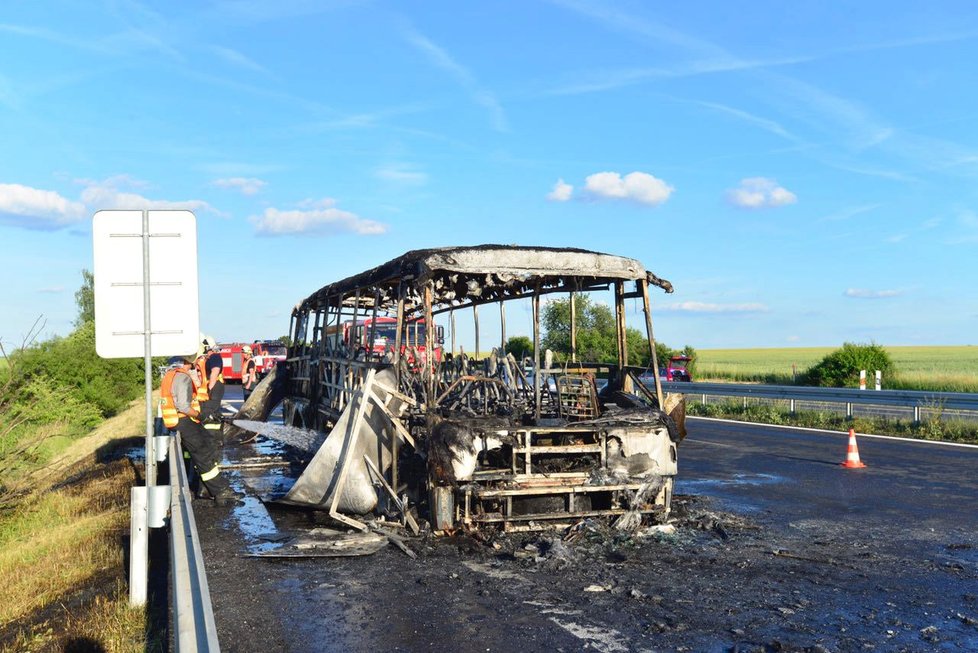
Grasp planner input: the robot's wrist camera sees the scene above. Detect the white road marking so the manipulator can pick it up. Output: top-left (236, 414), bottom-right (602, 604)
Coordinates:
top-left (464, 562), bottom-right (641, 652)
top-left (688, 416), bottom-right (978, 450)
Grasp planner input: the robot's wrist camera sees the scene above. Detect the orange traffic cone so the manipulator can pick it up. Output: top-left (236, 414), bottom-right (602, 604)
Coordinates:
top-left (841, 428), bottom-right (867, 468)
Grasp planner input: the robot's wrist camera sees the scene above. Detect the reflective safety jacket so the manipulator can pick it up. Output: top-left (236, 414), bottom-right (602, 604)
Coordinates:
top-left (160, 368), bottom-right (201, 427)
top-left (195, 355), bottom-right (224, 403)
top-left (241, 356), bottom-right (256, 389)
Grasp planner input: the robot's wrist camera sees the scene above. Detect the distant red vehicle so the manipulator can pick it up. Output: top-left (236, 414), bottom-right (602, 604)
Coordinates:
top-left (325, 316), bottom-right (444, 362)
top-left (219, 341), bottom-right (289, 382)
top-left (666, 355), bottom-right (693, 382)
top-left (251, 340), bottom-right (288, 379)
top-left (218, 343), bottom-right (246, 382)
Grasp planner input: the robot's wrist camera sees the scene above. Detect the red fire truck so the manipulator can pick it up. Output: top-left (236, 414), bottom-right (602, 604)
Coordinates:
top-left (218, 341), bottom-right (288, 382)
top-left (218, 344), bottom-right (247, 382)
top-left (325, 316), bottom-right (444, 361)
top-left (251, 340), bottom-right (288, 379)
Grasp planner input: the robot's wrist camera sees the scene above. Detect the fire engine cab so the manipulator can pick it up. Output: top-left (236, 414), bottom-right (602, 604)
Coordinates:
top-left (218, 341), bottom-right (288, 382)
top-left (251, 340), bottom-right (288, 379)
top-left (325, 316), bottom-right (444, 362)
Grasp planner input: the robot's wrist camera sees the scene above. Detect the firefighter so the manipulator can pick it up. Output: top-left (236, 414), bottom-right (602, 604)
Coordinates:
top-left (160, 355), bottom-right (241, 503)
top-left (195, 334), bottom-right (225, 440)
top-left (241, 345), bottom-right (258, 403)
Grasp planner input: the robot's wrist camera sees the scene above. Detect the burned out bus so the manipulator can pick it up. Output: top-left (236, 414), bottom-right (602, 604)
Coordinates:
top-left (271, 245), bottom-right (685, 533)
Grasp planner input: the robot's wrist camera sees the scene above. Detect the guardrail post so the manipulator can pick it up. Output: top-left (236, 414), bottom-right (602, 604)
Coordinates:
top-left (701, 394), bottom-right (707, 406)
top-left (129, 487), bottom-right (148, 606)
top-left (789, 398), bottom-right (795, 415)
top-left (846, 402), bottom-right (853, 420)
top-left (913, 405), bottom-right (921, 424)
top-left (743, 396), bottom-right (748, 409)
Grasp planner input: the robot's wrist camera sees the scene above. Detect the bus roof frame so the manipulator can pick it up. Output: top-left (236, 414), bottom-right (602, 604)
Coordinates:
top-left (293, 244), bottom-right (674, 317)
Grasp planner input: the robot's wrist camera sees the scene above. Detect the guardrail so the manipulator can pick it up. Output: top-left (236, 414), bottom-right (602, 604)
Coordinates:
top-left (658, 381), bottom-right (978, 421)
top-left (168, 435), bottom-right (221, 652)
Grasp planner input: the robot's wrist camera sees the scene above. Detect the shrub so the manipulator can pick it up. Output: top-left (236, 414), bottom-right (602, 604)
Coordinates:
top-left (10, 322), bottom-right (148, 418)
top-left (802, 342), bottom-right (895, 388)
top-left (505, 336), bottom-right (533, 360)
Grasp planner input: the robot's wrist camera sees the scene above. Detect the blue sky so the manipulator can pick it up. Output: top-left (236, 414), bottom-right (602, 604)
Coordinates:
top-left (2, 0), bottom-right (977, 352)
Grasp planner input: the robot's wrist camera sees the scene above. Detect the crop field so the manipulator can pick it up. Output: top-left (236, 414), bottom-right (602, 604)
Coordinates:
top-left (695, 345), bottom-right (978, 392)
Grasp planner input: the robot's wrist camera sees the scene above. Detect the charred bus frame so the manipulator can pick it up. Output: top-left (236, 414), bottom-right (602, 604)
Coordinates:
top-left (281, 245), bottom-right (684, 532)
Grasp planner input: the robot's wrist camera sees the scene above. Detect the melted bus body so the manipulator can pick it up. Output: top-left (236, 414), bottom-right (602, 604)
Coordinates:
top-left (267, 245), bottom-right (685, 533)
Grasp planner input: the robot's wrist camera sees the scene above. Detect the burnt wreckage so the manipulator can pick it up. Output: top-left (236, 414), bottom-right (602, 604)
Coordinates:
top-left (257, 245), bottom-right (686, 533)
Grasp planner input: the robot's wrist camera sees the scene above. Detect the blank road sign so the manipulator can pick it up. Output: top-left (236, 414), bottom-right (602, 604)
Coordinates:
top-left (93, 210), bottom-right (200, 359)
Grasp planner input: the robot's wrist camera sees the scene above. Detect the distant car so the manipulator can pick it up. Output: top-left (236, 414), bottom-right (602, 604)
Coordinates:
top-left (666, 355), bottom-right (692, 382)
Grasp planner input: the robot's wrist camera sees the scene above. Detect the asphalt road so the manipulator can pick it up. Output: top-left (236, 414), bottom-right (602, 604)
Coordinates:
top-left (677, 416), bottom-right (978, 533)
top-left (195, 390), bottom-right (978, 652)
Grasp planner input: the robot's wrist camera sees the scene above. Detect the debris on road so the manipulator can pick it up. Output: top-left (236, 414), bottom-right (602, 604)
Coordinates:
top-left (246, 530), bottom-right (386, 558)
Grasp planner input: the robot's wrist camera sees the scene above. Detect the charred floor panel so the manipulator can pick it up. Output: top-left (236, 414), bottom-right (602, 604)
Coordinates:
top-left (199, 403), bottom-right (978, 652)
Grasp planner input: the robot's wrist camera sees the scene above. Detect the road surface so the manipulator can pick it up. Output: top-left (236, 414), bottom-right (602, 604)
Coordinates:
top-left (195, 390), bottom-right (978, 652)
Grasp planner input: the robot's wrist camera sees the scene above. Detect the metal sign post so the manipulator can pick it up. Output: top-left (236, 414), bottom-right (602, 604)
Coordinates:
top-left (141, 210), bottom-right (156, 486)
top-left (93, 209), bottom-right (200, 606)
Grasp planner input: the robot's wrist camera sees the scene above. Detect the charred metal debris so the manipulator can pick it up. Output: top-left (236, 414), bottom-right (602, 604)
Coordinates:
top-left (237, 245), bottom-right (687, 535)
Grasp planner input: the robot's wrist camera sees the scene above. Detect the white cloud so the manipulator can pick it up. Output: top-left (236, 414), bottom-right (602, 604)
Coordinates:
top-left (820, 204), bottom-right (880, 222)
top-left (212, 177), bottom-right (267, 196)
top-left (727, 177), bottom-right (797, 209)
top-left (252, 199), bottom-right (387, 237)
top-left (583, 171), bottom-right (673, 206)
top-left (786, 335), bottom-right (801, 342)
top-left (405, 29), bottom-right (507, 132)
top-left (546, 178), bottom-right (573, 202)
top-left (659, 301), bottom-right (769, 313)
top-left (0, 177), bottom-right (219, 230)
top-left (0, 183), bottom-right (87, 228)
top-left (844, 288), bottom-right (902, 299)
top-left (37, 286), bottom-right (64, 294)
top-left (376, 165), bottom-right (428, 186)
top-left (210, 45), bottom-right (268, 74)
top-left (79, 179), bottom-right (215, 214)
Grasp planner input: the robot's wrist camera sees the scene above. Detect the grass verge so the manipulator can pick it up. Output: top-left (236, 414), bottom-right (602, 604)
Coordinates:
top-left (0, 399), bottom-right (160, 652)
top-left (695, 345), bottom-right (978, 393)
top-left (687, 398), bottom-right (978, 445)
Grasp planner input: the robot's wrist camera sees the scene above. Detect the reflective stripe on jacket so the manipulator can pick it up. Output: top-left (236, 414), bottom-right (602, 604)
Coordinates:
top-left (242, 356), bottom-right (256, 389)
top-left (195, 358), bottom-right (210, 403)
top-left (160, 368), bottom-right (200, 427)
top-left (195, 354), bottom-right (225, 403)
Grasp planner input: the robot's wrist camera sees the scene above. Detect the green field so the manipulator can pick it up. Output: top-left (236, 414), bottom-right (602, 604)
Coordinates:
top-left (695, 345), bottom-right (978, 392)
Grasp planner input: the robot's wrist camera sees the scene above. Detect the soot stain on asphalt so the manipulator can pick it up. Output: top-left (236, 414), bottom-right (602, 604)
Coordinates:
top-left (196, 436), bottom-right (978, 653)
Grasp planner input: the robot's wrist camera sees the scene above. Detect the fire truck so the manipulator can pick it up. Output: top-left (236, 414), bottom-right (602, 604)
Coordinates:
top-left (218, 344), bottom-right (247, 382)
top-left (251, 340), bottom-right (288, 379)
top-left (219, 341), bottom-right (289, 382)
top-left (325, 316), bottom-right (444, 362)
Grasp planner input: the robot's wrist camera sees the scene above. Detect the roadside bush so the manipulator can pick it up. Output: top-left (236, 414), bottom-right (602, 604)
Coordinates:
top-left (11, 322), bottom-right (147, 418)
top-left (0, 377), bottom-right (104, 478)
top-left (801, 342), bottom-right (894, 388)
top-left (505, 336), bottom-right (533, 360)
